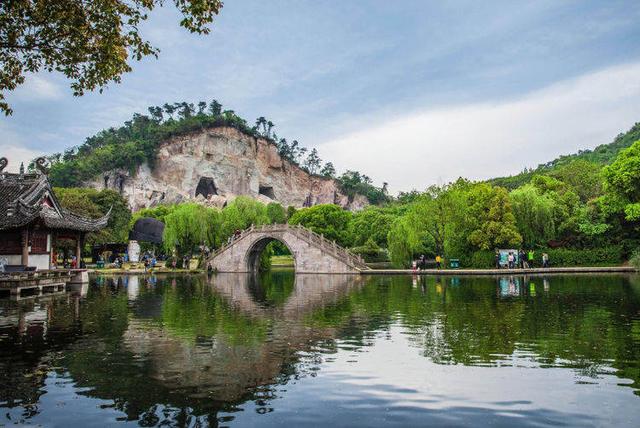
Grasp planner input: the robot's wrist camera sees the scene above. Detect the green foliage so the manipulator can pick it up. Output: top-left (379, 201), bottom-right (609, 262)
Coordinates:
top-left (337, 170), bottom-right (389, 205)
top-left (509, 185), bottom-right (555, 247)
top-left (0, 1), bottom-right (224, 115)
top-left (544, 246), bottom-right (623, 267)
top-left (350, 238), bottom-right (390, 263)
top-left (630, 249), bottom-right (640, 269)
top-left (468, 251), bottom-right (496, 269)
top-left (466, 185), bottom-right (522, 250)
top-left (46, 100), bottom-right (385, 204)
top-left (288, 204), bottom-right (353, 247)
top-left (48, 104), bottom-right (256, 187)
top-left (490, 122), bottom-right (640, 190)
top-left (549, 160), bottom-right (603, 202)
top-left (221, 196), bottom-right (269, 238)
top-left (266, 202), bottom-right (287, 224)
top-left (602, 140), bottom-right (640, 221)
top-left (130, 204), bottom-right (177, 228)
top-left (348, 207), bottom-right (394, 247)
top-left (387, 216), bottom-right (425, 267)
top-left (54, 187), bottom-right (131, 245)
top-left (162, 203), bottom-right (221, 256)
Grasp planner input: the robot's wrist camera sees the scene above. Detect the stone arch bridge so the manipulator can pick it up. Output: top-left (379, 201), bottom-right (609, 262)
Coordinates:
top-left (207, 224), bottom-right (369, 274)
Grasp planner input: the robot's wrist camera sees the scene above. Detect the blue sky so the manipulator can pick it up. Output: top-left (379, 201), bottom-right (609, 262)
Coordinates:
top-left (2, 0), bottom-right (640, 191)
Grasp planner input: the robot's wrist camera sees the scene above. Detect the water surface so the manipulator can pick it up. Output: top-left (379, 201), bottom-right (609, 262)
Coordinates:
top-left (1, 273), bottom-right (639, 427)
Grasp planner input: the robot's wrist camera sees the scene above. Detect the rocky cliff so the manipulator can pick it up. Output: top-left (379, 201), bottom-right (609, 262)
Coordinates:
top-left (87, 126), bottom-right (368, 212)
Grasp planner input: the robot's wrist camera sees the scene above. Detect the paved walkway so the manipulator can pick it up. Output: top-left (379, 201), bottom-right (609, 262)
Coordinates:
top-left (365, 266), bottom-right (636, 275)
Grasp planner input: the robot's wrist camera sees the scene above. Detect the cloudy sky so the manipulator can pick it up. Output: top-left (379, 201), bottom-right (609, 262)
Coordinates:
top-left (2, 0), bottom-right (640, 192)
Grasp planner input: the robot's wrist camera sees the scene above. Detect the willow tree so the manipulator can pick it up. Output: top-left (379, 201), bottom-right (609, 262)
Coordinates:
top-left (163, 203), bottom-right (221, 256)
top-left (509, 185), bottom-right (556, 248)
top-left (221, 196), bottom-right (270, 239)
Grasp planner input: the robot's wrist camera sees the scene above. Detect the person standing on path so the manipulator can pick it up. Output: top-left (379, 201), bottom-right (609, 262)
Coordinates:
top-left (528, 250), bottom-right (535, 268)
top-left (435, 255), bottom-right (442, 269)
top-left (542, 253), bottom-right (549, 268)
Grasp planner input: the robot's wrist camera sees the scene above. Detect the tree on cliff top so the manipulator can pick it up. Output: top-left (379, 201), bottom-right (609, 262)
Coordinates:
top-left (0, 0), bottom-right (223, 115)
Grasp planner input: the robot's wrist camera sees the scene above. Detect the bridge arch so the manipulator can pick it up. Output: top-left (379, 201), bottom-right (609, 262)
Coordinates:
top-left (245, 235), bottom-right (296, 272)
top-left (207, 224), bottom-right (367, 274)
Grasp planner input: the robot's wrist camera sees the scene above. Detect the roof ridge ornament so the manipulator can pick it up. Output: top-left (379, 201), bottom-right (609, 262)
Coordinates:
top-left (34, 157), bottom-right (50, 175)
top-left (0, 157), bottom-right (7, 174)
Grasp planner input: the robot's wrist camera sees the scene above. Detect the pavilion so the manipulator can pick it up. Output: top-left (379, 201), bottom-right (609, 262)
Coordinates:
top-left (0, 157), bottom-right (110, 271)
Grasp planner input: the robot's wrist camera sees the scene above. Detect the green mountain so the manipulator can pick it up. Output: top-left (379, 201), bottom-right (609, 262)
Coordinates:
top-left (489, 122), bottom-right (640, 189)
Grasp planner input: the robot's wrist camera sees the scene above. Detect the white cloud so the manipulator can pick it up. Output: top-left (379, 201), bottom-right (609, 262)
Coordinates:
top-left (9, 74), bottom-right (63, 102)
top-left (0, 145), bottom-right (44, 172)
top-left (317, 61), bottom-right (640, 194)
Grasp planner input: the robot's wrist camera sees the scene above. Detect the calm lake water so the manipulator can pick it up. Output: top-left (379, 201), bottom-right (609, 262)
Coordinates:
top-left (1, 272), bottom-right (639, 427)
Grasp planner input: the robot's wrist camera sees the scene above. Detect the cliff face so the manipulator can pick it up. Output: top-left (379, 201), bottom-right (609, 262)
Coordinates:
top-left (88, 126), bottom-right (368, 212)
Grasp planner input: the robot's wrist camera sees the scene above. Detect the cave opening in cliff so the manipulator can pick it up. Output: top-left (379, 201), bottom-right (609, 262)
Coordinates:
top-left (259, 185), bottom-right (275, 199)
top-left (196, 177), bottom-right (218, 198)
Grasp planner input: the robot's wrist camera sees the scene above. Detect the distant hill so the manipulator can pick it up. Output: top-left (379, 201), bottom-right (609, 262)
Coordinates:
top-left (489, 122), bottom-right (640, 189)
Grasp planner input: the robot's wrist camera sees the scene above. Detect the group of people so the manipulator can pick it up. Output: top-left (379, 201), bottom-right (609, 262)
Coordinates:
top-left (496, 249), bottom-right (550, 269)
top-left (413, 254), bottom-right (443, 270)
top-left (141, 253), bottom-right (158, 272)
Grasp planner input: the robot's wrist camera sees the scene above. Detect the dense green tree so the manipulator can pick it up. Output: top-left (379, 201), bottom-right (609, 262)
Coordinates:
top-left (320, 162), bottom-right (336, 178)
top-left (349, 207), bottom-right (395, 247)
top-left (387, 216), bottom-right (420, 268)
top-left (466, 184), bottom-right (522, 250)
top-left (303, 148), bottom-right (322, 175)
top-left (337, 170), bottom-right (389, 205)
top-left (163, 203), bottom-right (221, 256)
top-left (54, 187), bottom-right (131, 246)
top-left (550, 159), bottom-right (602, 202)
top-left (130, 204), bottom-right (177, 227)
top-left (221, 196), bottom-right (269, 238)
top-left (266, 202), bottom-right (287, 224)
top-left (509, 185), bottom-right (556, 248)
top-left (288, 204), bottom-right (353, 246)
top-left (1, 1), bottom-right (223, 115)
top-left (602, 140), bottom-right (640, 221)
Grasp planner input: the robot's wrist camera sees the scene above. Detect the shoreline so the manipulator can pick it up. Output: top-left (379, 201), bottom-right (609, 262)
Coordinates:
top-left (86, 266), bottom-right (638, 276)
top-left (363, 266), bottom-right (637, 275)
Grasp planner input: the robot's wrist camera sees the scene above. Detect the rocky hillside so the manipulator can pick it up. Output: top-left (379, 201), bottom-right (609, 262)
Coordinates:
top-left (85, 126), bottom-right (368, 211)
top-left (46, 100), bottom-right (385, 211)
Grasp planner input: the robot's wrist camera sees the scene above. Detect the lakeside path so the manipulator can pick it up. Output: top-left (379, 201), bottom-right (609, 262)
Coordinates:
top-left (86, 266), bottom-right (638, 275)
top-left (365, 266), bottom-right (637, 275)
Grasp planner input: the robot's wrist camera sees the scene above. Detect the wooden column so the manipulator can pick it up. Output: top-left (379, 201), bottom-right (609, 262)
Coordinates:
top-left (21, 228), bottom-right (29, 266)
top-left (49, 231), bottom-right (55, 269)
top-left (75, 232), bottom-right (83, 267)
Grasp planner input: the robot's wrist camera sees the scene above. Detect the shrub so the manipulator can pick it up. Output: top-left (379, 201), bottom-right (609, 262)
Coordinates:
top-left (351, 238), bottom-right (390, 263)
top-left (628, 249), bottom-right (640, 269)
top-left (544, 246), bottom-right (623, 267)
top-left (467, 251), bottom-right (495, 269)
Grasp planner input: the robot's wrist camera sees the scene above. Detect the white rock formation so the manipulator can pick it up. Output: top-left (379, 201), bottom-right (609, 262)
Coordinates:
top-left (87, 126), bottom-right (369, 212)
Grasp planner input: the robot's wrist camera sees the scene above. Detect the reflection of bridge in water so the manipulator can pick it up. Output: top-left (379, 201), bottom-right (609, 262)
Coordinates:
top-left (119, 273), bottom-right (363, 407)
top-left (207, 224), bottom-right (369, 273)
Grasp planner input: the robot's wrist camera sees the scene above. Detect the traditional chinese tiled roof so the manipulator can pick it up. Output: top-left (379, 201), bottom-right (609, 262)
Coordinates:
top-left (0, 163), bottom-right (110, 232)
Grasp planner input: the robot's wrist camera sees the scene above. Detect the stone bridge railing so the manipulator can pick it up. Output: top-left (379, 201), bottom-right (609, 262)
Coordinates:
top-left (208, 223), bottom-right (369, 271)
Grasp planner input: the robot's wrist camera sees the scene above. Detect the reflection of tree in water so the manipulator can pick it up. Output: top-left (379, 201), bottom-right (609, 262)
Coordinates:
top-left (1, 273), bottom-right (639, 426)
top-left (62, 274), bottom-right (361, 424)
top-left (305, 274), bottom-right (640, 394)
top-left (247, 270), bottom-right (296, 307)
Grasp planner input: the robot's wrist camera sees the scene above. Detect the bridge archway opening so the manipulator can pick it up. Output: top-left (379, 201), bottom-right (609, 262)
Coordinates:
top-left (245, 236), bottom-right (295, 272)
